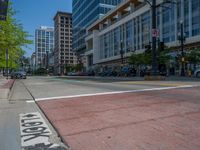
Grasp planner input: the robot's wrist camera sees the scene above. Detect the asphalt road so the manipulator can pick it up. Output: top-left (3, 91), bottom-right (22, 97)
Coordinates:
top-left (19, 76), bottom-right (200, 150)
top-left (21, 76), bottom-right (200, 100)
top-left (1, 76), bottom-right (200, 150)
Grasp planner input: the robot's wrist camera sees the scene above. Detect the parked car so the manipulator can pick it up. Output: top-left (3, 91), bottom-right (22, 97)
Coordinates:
top-left (85, 70), bottom-right (95, 76)
top-left (67, 71), bottom-right (77, 76)
top-left (194, 68), bottom-right (200, 78)
top-left (11, 71), bottom-right (27, 79)
top-left (120, 67), bottom-right (136, 77)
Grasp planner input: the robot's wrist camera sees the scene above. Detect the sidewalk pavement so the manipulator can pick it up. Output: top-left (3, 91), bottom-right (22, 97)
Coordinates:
top-left (0, 77), bottom-right (14, 99)
top-left (0, 80), bottom-right (69, 150)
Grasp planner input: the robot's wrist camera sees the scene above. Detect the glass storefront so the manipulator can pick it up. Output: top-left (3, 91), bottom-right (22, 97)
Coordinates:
top-left (98, 0), bottom-right (200, 61)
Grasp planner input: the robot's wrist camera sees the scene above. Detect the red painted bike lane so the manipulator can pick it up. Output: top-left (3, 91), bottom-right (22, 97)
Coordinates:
top-left (37, 87), bottom-right (200, 150)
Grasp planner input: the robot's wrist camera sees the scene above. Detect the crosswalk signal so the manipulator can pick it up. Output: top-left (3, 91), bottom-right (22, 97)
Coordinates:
top-left (0, 0), bottom-right (9, 21)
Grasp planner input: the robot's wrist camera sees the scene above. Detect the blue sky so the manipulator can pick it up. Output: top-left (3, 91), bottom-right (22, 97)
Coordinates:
top-left (11, 0), bottom-right (72, 57)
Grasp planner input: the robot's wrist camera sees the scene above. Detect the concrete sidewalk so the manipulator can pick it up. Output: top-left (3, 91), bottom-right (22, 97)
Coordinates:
top-left (0, 80), bottom-right (69, 150)
top-left (0, 77), bottom-right (14, 99)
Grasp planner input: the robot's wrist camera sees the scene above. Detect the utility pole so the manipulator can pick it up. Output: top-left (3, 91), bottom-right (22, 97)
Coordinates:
top-left (151, 0), bottom-right (158, 76)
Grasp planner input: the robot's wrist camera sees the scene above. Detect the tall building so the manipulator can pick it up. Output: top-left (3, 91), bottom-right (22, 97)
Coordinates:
top-left (72, 0), bottom-right (124, 56)
top-left (35, 26), bottom-right (54, 68)
top-left (54, 12), bottom-right (75, 75)
top-left (85, 0), bottom-right (200, 70)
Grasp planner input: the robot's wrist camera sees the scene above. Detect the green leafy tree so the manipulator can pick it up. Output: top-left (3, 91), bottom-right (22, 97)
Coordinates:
top-left (186, 48), bottom-right (200, 70)
top-left (0, 3), bottom-right (32, 69)
top-left (128, 46), bottom-right (172, 75)
top-left (157, 48), bottom-right (172, 65)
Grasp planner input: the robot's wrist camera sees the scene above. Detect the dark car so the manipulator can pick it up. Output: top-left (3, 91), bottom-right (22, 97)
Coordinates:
top-left (11, 71), bottom-right (27, 79)
top-left (194, 68), bottom-right (200, 78)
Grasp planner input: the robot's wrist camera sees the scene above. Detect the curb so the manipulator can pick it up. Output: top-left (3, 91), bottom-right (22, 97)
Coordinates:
top-left (144, 75), bottom-right (166, 81)
top-left (0, 79), bottom-right (15, 99)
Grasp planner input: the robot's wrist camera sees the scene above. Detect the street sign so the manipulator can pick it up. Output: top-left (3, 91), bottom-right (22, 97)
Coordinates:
top-left (152, 29), bottom-right (159, 37)
top-left (0, 0), bottom-right (9, 21)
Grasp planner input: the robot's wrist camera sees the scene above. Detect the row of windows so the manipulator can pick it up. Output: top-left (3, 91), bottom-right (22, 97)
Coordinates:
top-left (59, 60), bottom-right (74, 64)
top-left (72, 0), bottom-right (122, 51)
top-left (36, 30), bottom-right (54, 37)
top-left (73, 0), bottom-right (99, 20)
top-left (99, 0), bottom-right (200, 60)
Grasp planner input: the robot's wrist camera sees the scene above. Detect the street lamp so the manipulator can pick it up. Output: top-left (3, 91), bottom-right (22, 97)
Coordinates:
top-left (178, 20), bottom-right (186, 76)
top-left (120, 40), bottom-right (124, 65)
top-left (5, 48), bottom-right (9, 79)
top-left (46, 51), bottom-right (49, 74)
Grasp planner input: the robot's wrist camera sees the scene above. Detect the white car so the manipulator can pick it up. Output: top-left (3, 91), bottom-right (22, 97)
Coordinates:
top-left (194, 68), bottom-right (200, 78)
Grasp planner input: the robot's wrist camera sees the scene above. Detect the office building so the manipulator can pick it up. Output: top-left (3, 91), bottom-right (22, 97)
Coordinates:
top-left (72, 0), bottom-right (124, 58)
top-left (85, 0), bottom-right (200, 71)
top-left (54, 12), bottom-right (75, 75)
top-left (35, 26), bottom-right (54, 68)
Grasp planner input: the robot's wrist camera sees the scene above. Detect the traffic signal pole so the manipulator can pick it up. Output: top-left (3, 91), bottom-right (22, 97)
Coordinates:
top-left (180, 22), bottom-right (185, 76)
top-left (151, 0), bottom-right (158, 76)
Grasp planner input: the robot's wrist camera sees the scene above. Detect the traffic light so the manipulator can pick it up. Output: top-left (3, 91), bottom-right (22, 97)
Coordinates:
top-left (0, 0), bottom-right (9, 21)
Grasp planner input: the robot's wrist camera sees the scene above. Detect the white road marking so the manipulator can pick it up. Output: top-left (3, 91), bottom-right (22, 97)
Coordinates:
top-left (20, 112), bottom-right (52, 147)
top-left (26, 100), bottom-right (35, 103)
top-left (35, 85), bottom-right (197, 102)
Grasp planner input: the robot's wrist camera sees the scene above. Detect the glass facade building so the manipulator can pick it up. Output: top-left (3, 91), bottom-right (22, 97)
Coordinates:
top-left (72, 0), bottom-right (123, 53)
top-left (35, 26), bottom-right (54, 68)
top-left (86, 0), bottom-right (200, 68)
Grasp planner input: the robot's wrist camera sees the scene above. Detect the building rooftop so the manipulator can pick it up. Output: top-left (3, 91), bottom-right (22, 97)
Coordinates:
top-left (53, 11), bottom-right (72, 20)
top-left (87, 0), bottom-right (143, 32)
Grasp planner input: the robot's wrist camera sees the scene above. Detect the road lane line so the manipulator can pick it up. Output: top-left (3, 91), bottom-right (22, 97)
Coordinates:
top-left (117, 81), bottom-right (186, 87)
top-left (26, 100), bottom-right (35, 103)
top-left (35, 85), bottom-right (197, 102)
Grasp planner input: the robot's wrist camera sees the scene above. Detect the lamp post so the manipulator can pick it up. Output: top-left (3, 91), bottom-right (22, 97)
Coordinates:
top-left (46, 51), bottom-right (49, 74)
top-left (178, 20), bottom-right (186, 76)
top-left (120, 40), bottom-right (124, 65)
top-left (5, 48), bottom-right (9, 79)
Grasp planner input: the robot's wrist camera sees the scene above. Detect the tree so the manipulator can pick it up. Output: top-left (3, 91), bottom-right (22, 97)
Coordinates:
top-left (128, 52), bottom-right (151, 76)
top-left (157, 48), bottom-right (172, 65)
top-left (186, 48), bottom-right (200, 70)
top-left (0, 3), bottom-right (32, 69)
top-left (128, 46), bottom-right (172, 75)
